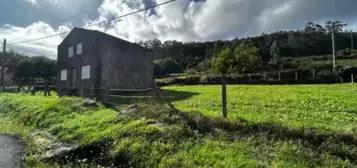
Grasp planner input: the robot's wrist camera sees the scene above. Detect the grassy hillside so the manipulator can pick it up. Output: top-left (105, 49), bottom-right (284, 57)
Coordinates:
top-left (0, 87), bottom-right (356, 167)
top-left (165, 84), bottom-right (357, 134)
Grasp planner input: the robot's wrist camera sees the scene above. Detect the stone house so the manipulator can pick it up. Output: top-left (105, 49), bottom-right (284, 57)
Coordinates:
top-left (56, 28), bottom-right (153, 98)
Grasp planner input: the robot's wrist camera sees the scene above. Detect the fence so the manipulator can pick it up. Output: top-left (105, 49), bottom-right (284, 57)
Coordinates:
top-left (157, 69), bottom-right (346, 86)
top-left (245, 69), bottom-right (325, 82)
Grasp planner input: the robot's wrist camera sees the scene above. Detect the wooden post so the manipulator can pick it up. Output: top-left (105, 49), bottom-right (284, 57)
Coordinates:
top-left (1, 39), bottom-right (6, 91)
top-left (351, 73), bottom-right (354, 84)
top-left (332, 31), bottom-right (336, 69)
top-left (312, 69), bottom-right (316, 79)
top-left (351, 31), bottom-right (354, 51)
top-left (248, 73), bottom-right (251, 82)
top-left (295, 70), bottom-right (298, 81)
top-left (81, 84), bottom-right (84, 97)
top-left (278, 71), bottom-right (281, 81)
top-left (222, 75), bottom-right (227, 118)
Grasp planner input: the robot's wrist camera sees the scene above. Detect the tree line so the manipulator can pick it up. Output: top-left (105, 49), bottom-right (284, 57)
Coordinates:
top-left (140, 20), bottom-right (353, 75)
top-left (1, 50), bottom-right (56, 89)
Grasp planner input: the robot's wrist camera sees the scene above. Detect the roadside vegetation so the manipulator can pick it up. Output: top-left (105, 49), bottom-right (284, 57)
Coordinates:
top-left (0, 84), bottom-right (357, 167)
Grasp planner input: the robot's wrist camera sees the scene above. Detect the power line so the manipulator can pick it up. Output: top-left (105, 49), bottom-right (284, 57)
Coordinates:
top-left (57, 8), bottom-right (94, 25)
top-left (10, 8), bottom-right (95, 44)
top-left (8, 0), bottom-right (176, 46)
top-left (9, 32), bottom-right (69, 45)
top-left (83, 0), bottom-right (176, 29)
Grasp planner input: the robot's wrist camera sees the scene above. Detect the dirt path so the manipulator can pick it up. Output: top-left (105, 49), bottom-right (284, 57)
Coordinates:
top-left (0, 135), bottom-right (24, 168)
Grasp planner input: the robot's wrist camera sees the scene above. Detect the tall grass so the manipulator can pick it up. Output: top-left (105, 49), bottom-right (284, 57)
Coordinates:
top-left (0, 93), bottom-right (356, 167)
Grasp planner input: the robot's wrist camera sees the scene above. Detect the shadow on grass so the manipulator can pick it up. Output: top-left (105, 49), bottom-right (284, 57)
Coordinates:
top-left (184, 112), bottom-right (357, 164)
top-left (161, 89), bottom-right (200, 102)
top-left (102, 89), bottom-right (200, 109)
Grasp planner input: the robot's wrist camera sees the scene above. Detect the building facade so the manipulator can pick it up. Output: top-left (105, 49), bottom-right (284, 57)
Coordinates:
top-left (56, 28), bottom-right (153, 98)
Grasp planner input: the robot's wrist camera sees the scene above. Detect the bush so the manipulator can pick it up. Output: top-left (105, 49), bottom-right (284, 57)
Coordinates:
top-left (337, 48), bottom-right (351, 56)
top-left (154, 58), bottom-right (183, 77)
top-left (185, 68), bottom-right (197, 75)
top-left (197, 57), bottom-right (213, 72)
top-left (154, 63), bottom-right (164, 77)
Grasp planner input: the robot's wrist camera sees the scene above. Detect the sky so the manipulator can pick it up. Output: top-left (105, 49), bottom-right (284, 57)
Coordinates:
top-left (1, 0), bottom-right (357, 59)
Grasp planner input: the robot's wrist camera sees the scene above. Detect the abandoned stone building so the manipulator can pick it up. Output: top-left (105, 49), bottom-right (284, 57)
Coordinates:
top-left (56, 28), bottom-right (153, 98)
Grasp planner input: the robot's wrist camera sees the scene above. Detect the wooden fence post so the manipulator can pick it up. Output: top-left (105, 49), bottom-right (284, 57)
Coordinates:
top-left (295, 70), bottom-right (298, 81)
top-left (81, 84), bottom-right (84, 97)
top-left (312, 69), bottom-right (316, 79)
top-left (221, 75), bottom-right (227, 118)
top-left (352, 73), bottom-right (354, 84)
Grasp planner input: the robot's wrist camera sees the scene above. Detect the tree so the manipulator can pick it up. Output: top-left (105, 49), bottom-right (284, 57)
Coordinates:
top-left (233, 41), bottom-right (262, 73)
top-left (304, 22), bottom-right (317, 32)
top-left (14, 56), bottom-right (56, 93)
top-left (213, 47), bottom-right (234, 118)
top-left (15, 58), bottom-right (32, 87)
top-left (270, 40), bottom-right (280, 59)
top-left (315, 24), bottom-right (325, 32)
top-left (325, 21), bottom-right (347, 33)
top-left (153, 58), bottom-right (183, 76)
top-left (213, 42), bottom-right (262, 118)
top-left (136, 21), bottom-right (354, 72)
top-left (29, 56), bottom-right (56, 79)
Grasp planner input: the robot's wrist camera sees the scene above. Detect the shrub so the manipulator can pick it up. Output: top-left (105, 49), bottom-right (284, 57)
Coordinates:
top-left (197, 57), bottom-right (213, 72)
top-left (154, 63), bottom-right (164, 77)
top-left (185, 68), bottom-right (197, 75)
top-left (337, 48), bottom-right (352, 56)
top-left (154, 58), bottom-right (183, 77)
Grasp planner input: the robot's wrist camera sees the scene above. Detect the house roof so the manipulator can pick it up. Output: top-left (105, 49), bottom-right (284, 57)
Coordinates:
top-left (59, 27), bottom-right (152, 52)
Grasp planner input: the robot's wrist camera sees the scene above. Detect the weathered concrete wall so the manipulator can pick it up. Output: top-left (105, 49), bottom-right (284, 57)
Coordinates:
top-left (98, 33), bottom-right (153, 90)
top-left (56, 28), bottom-right (99, 95)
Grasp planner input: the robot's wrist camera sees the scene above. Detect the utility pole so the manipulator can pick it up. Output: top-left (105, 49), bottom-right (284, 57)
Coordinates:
top-left (327, 21), bottom-right (347, 69)
top-left (1, 39), bottom-right (5, 91)
top-left (351, 31), bottom-right (354, 51)
top-left (332, 30), bottom-right (336, 69)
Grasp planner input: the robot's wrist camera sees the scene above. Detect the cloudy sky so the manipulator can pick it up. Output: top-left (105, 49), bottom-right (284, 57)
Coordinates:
top-left (1, 0), bottom-right (357, 59)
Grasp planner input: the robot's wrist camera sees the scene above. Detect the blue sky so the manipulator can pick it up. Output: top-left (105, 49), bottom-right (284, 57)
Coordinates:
top-left (1, 0), bottom-right (357, 59)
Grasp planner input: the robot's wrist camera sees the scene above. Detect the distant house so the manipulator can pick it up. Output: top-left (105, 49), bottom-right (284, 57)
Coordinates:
top-left (56, 28), bottom-right (153, 98)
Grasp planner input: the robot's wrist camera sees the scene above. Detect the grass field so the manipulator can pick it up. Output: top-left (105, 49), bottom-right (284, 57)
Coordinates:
top-left (0, 84), bottom-right (357, 167)
top-left (164, 84), bottom-right (357, 134)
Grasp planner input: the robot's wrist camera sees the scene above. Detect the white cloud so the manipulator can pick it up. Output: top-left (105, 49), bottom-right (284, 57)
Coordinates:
top-left (4, 0), bottom-right (357, 58)
top-left (24, 0), bottom-right (37, 5)
top-left (0, 22), bottom-right (70, 59)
